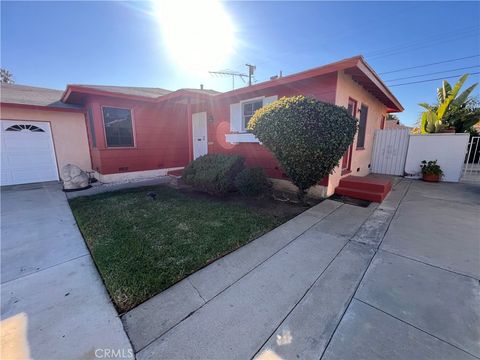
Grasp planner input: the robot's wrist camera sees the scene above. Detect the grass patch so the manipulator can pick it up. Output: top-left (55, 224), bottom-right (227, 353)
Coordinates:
top-left (69, 185), bottom-right (302, 312)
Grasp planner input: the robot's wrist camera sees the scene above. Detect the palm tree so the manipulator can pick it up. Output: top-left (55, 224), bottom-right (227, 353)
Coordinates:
top-left (0, 68), bottom-right (14, 84)
top-left (419, 74), bottom-right (479, 133)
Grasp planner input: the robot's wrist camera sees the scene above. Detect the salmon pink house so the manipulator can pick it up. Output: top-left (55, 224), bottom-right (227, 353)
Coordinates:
top-left (1, 56), bottom-right (403, 197)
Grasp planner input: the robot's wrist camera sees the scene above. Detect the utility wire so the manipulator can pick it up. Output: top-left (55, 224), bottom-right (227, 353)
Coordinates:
top-left (388, 72), bottom-right (480, 87)
top-left (365, 25), bottom-right (478, 58)
top-left (367, 30), bottom-right (478, 60)
top-left (384, 65), bottom-right (480, 82)
top-left (378, 55), bottom-right (480, 75)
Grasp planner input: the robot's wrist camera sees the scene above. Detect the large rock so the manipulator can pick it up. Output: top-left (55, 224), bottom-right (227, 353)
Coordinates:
top-left (61, 164), bottom-right (89, 190)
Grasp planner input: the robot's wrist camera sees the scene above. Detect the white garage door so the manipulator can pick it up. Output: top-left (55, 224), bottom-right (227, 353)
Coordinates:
top-left (1, 120), bottom-right (59, 186)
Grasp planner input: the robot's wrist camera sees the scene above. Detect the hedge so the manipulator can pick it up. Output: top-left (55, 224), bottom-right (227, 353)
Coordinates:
top-left (248, 95), bottom-right (357, 197)
top-left (182, 154), bottom-right (244, 196)
top-left (234, 167), bottom-right (271, 196)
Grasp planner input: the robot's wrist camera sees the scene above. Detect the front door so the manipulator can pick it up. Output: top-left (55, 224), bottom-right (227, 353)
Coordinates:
top-left (341, 146), bottom-right (352, 173)
top-left (192, 112), bottom-right (208, 159)
top-left (342, 98), bottom-right (357, 173)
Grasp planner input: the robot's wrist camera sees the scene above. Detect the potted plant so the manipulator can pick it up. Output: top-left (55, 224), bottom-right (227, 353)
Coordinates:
top-left (420, 160), bottom-right (443, 182)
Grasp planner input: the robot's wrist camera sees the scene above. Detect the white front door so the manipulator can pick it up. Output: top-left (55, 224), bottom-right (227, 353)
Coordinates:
top-left (1, 120), bottom-right (59, 186)
top-left (192, 112), bottom-right (208, 159)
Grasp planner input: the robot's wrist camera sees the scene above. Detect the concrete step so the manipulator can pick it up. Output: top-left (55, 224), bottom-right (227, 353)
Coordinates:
top-left (335, 187), bottom-right (388, 203)
top-left (338, 175), bottom-right (392, 193)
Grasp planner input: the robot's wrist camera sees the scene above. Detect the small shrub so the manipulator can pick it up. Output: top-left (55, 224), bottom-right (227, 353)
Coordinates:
top-left (235, 167), bottom-right (271, 197)
top-left (248, 95), bottom-right (357, 200)
top-left (182, 154), bottom-right (244, 196)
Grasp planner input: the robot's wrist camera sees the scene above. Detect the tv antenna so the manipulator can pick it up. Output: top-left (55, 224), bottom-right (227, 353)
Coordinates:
top-left (208, 69), bottom-right (249, 90)
top-left (209, 64), bottom-right (256, 90)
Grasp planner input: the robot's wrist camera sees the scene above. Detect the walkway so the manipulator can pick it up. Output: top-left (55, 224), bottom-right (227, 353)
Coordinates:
top-left (1, 182), bottom-right (132, 360)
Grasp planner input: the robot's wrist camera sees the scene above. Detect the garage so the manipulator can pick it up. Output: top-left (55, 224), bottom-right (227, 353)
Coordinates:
top-left (1, 120), bottom-right (59, 186)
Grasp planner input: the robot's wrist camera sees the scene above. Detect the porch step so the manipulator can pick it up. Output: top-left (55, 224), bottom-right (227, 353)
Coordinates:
top-left (167, 169), bottom-right (184, 177)
top-left (335, 175), bottom-right (392, 203)
top-left (338, 175), bottom-right (392, 193)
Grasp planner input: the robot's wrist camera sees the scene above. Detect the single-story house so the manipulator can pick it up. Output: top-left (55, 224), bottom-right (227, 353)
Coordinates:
top-left (1, 55), bottom-right (403, 196)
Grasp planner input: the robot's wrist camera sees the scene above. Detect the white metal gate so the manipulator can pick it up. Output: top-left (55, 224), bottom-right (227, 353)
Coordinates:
top-left (371, 129), bottom-right (410, 176)
top-left (462, 136), bottom-right (480, 182)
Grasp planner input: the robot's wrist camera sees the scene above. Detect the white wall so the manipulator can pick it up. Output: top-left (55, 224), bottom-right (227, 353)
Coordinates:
top-left (404, 133), bottom-right (469, 182)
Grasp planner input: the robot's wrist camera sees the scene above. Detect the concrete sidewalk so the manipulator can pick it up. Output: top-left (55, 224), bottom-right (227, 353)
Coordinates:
top-left (1, 182), bottom-right (132, 360)
top-left (324, 181), bottom-right (480, 360)
top-left (124, 179), bottom-right (479, 360)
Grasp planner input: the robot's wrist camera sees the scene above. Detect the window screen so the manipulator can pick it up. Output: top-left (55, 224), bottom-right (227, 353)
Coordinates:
top-left (242, 100), bottom-right (263, 130)
top-left (102, 107), bottom-right (134, 147)
top-left (357, 104), bottom-right (368, 148)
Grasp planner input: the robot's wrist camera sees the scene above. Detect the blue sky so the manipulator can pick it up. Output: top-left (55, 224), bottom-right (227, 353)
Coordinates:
top-left (1, 1), bottom-right (479, 126)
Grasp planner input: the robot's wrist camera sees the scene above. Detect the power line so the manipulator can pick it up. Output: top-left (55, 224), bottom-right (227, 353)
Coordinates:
top-left (388, 72), bottom-right (480, 87)
top-left (365, 25), bottom-right (478, 58)
top-left (384, 65), bottom-right (480, 82)
top-left (367, 30), bottom-right (478, 61)
top-left (378, 55), bottom-right (480, 75)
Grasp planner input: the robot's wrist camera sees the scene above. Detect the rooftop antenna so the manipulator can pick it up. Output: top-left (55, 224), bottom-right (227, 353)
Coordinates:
top-left (245, 64), bottom-right (256, 86)
top-left (208, 69), bottom-right (249, 90)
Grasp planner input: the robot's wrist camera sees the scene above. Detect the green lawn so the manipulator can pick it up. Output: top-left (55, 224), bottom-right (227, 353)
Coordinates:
top-left (69, 186), bottom-right (299, 312)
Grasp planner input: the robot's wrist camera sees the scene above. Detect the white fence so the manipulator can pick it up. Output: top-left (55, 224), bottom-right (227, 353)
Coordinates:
top-left (371, 129), bottom-right (410, 176)
top-left (462, 136), bottom-right (480, 182)
top-left (371, 129), bottom-right (471, 182)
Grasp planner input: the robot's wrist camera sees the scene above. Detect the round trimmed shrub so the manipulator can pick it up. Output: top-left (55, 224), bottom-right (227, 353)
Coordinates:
top-left (234, 167), bottom-right (271, 197)
top-left (182, 154), bottom-right (244, 196)
top-left (248, 95), bottom-right (357, 198)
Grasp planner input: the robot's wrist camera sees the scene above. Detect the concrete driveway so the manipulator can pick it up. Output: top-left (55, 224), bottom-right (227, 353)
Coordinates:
top-left (123, 179), bottom-right (479, 360)
top-left (1, 182), bottom-right (132, 360)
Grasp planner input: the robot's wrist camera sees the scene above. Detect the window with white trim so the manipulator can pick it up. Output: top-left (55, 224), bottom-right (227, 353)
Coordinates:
top-left (102, 107), bottom-right (134, 147)
top-left (242, 99), bottom-right (263, 130)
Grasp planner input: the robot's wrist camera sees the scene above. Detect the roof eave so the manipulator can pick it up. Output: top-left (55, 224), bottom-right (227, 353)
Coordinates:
top-left (62, 85), bottom-right (161, 104)
top-left (1, 102), bottom-right (85, 113)
top-left (355, 58), bottom-right (404, 112)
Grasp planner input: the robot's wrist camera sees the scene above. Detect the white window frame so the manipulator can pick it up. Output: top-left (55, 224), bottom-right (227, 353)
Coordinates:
top-left (101, 106), bottom-right (136, 149)
top-left (240, 96), bottom-right (264, 132)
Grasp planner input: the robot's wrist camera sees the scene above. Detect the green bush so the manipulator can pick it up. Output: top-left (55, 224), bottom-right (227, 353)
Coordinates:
top-left (248, 96), bottom-right (357, 199)
top-left (182, 154), bottom-right (244, 196)
top-left (235, 167), bottom-right (271, 197)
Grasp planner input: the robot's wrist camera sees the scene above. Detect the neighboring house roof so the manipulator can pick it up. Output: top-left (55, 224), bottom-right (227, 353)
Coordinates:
top-left (0, 83), bottom-right (82, 110)
top-left (69, 85), bottom-right (172, 98)
top-left (217, 55), bottom-right (403, 113)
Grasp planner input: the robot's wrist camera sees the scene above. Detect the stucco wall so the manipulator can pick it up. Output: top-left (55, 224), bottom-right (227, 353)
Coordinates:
top-left (332, 70), bottom-right (389, 195)
top-left (405, 133), bottom-right (469, 182)
top-left (84, 95), bottom-right (190, 175)
top-left (1, 107), bottom-right (92, 174)
top-left (209, 73), bottom-right (337, 180)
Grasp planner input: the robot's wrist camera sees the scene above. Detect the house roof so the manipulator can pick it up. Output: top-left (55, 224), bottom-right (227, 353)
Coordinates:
top-left (0, 83), bottom-right (82, 110)
top-left (62, 84), bottom-right (219, 104)
top-left (5, 56), bottom-right (402, 113)
top-left (68, 85), bottom-right (172, 98)
top-left (218, 55), bottom-right (403, 112)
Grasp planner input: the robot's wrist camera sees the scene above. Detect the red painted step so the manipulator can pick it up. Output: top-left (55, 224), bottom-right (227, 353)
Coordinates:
top-left (335, 187), bottom-right (388, 203)
top-left (335, 175), bottom-right (392, 203)
top-left (338, 175), bottom-right (392, 193)
top-left (167, 169), bottom-right (184, 177)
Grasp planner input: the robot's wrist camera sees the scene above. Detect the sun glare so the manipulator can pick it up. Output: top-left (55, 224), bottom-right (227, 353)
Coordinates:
top-left (154, 0), bottom-right (235, 74)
